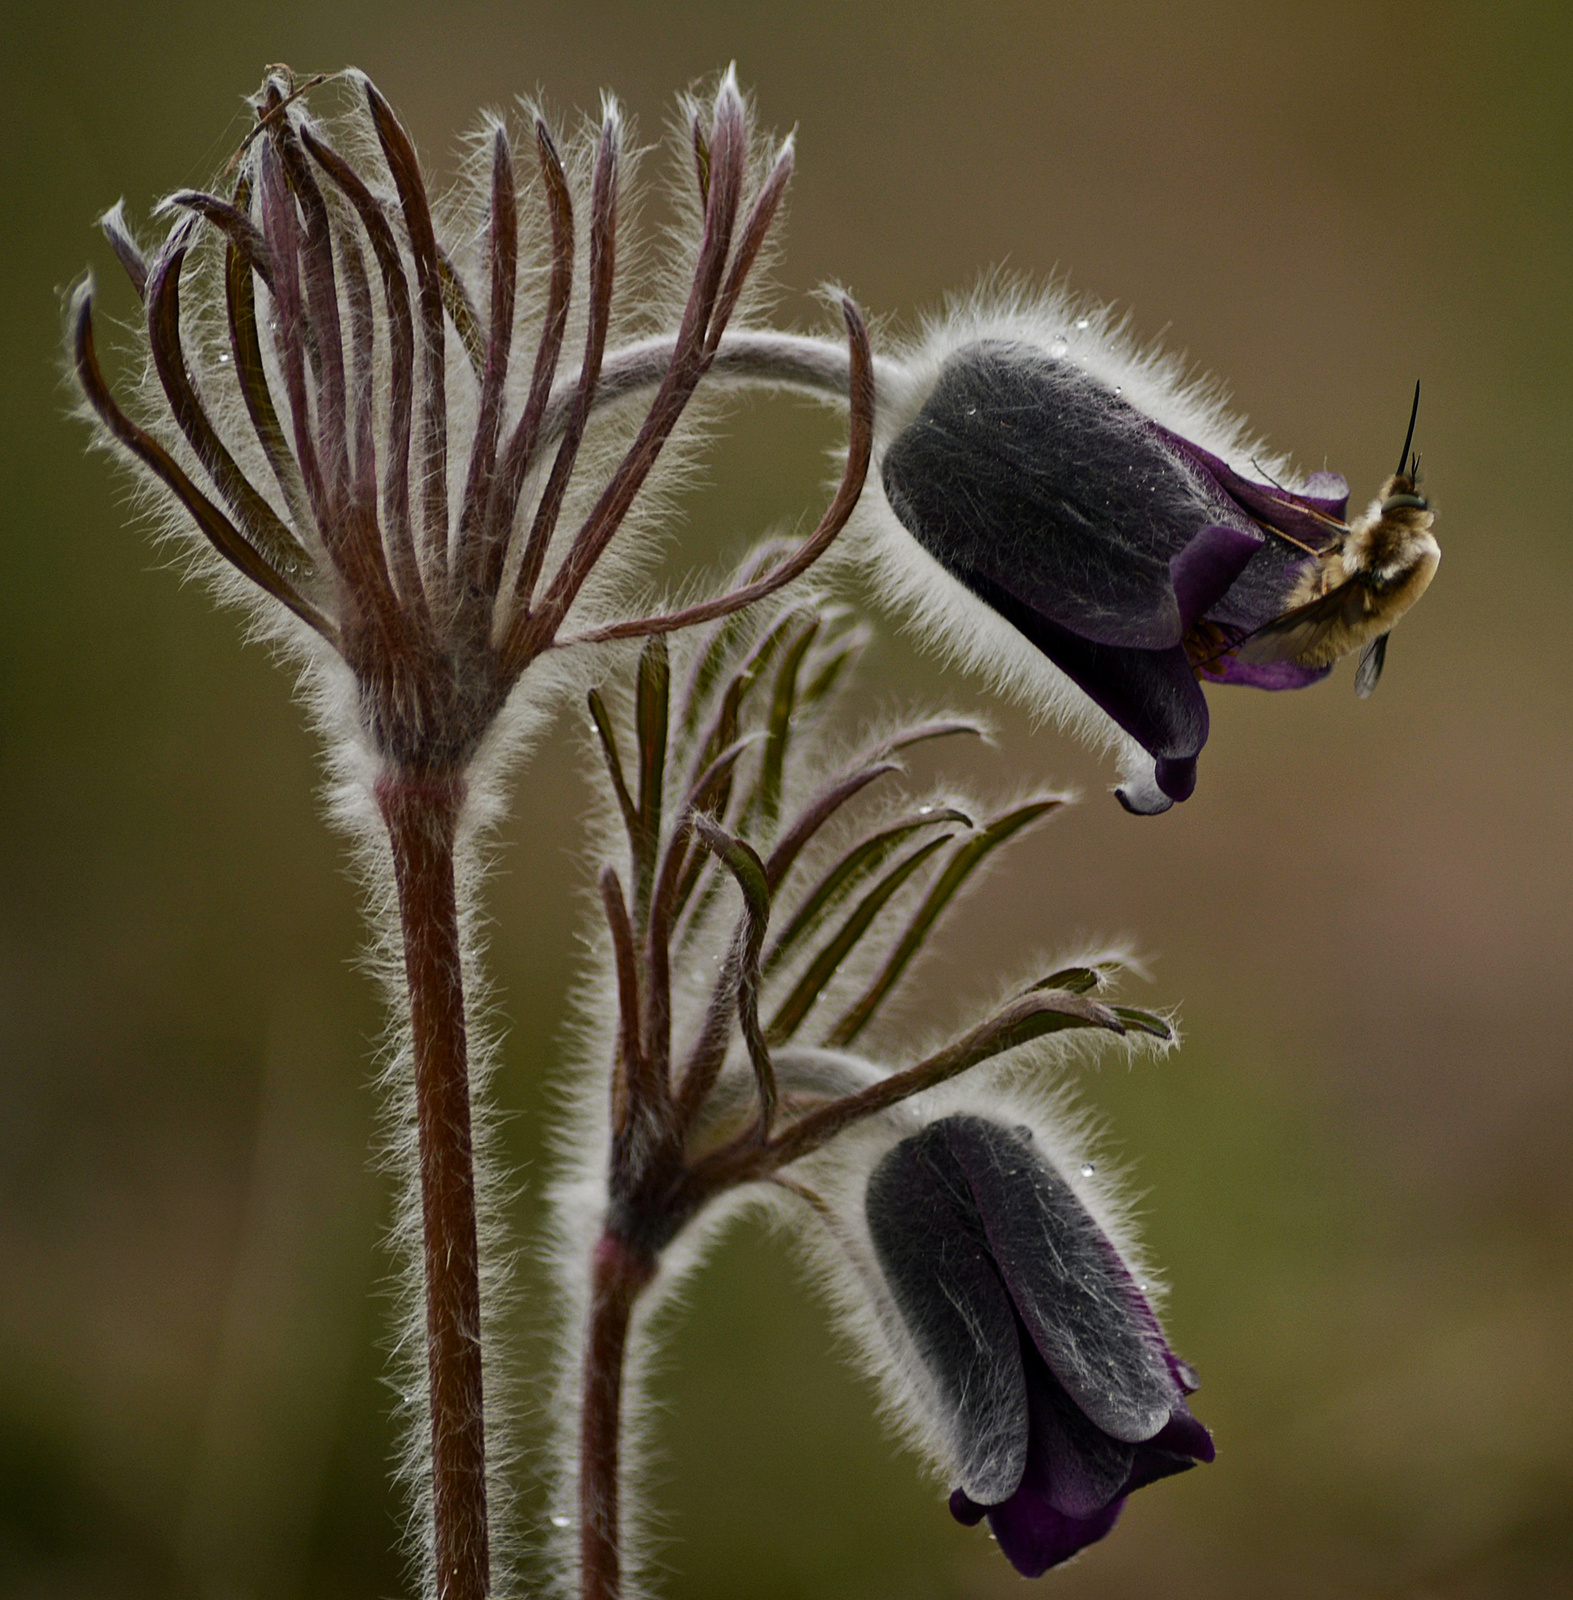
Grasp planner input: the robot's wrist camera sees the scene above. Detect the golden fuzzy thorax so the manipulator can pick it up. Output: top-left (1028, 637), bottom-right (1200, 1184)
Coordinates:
top-left (1284, 472), bottom-right (1441, 667)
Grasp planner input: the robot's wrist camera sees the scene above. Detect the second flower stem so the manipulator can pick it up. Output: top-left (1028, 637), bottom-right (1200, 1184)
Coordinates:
top-left (579, 1231), bottom-right (655, 1600)
top-left (380, 771), bottom-right (490, 1600)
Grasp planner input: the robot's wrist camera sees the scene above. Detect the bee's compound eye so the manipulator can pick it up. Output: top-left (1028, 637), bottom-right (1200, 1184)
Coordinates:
top-left (1380, 492), bottom-right (1429, 514)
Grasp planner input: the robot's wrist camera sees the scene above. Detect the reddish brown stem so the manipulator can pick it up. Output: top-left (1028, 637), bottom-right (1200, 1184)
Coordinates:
top-left (579, 1232), bottom-right (655, 1600)
top-left (378, 771), bottom-right (490, 1600)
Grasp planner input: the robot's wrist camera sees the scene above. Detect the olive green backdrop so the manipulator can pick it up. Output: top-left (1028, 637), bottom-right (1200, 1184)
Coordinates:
top-left (4, 2), bottom-right (1570, 1596)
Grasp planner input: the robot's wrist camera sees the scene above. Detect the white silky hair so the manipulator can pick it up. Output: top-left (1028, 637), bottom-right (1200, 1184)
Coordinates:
top-left (535, 590), bottom-right (1176, 1597)
top-left (71, 68), bottom-right (799, 1600)
top-left (835, 274), bottom-right (1326, 799)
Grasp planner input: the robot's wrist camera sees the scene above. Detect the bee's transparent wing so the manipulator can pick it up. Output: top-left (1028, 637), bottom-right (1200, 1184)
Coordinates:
top-left (1233, 581), bottom-right (1367, 667)
top-left (1353, 632), bottom-right (1388, 698)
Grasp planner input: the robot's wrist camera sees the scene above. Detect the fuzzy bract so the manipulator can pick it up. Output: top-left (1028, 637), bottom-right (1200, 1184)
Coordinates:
top-left (865, 1113), bottom-right (1212, 1575)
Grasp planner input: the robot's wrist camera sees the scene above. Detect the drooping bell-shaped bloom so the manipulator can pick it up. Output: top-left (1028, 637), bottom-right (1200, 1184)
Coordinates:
top-left (865, 1114), bottom-right (1212, 1575)
top-left (873, 330), bottom-right (1362, 812)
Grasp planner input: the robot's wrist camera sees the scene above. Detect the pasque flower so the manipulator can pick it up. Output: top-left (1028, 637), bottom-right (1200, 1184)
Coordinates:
top-left (72, 69), bottom-right (871, 775)
top-left (861, 300), bottom-right (1433, 812)
top-left (866, 1113), bottom-right (1212, 1575)
top-left (69, 67), bottom-right (871, 1600)
top-left (553, 574), bottom-right (1178, 1597)
top-left (489, 297), bottom-right (1438, 814)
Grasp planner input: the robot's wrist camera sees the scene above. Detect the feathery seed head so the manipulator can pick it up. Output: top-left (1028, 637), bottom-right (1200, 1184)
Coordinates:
top-left (71, 67), bottom-right (869, 783)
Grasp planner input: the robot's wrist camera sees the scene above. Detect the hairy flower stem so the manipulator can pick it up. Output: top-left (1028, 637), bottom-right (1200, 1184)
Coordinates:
top-left (378, 771), bottom-right (490, 1600)
top-left (540, 331), bottom-right (900, 452)
top-left (579, 1232), bottom-right (656, 1600)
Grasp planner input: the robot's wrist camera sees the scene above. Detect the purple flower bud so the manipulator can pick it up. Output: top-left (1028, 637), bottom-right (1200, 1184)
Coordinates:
top-left (879, 340), bottom-right (1352, 812)
top-left (865, 1114), bottom-right (1212, 1576)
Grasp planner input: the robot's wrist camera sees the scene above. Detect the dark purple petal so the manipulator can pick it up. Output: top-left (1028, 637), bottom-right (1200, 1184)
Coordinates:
top-left (1209, 653), bottom-right (1332, 691)
top-left (1170, 523), bottom-right (1263, 631)
top-left (1158, 426), bottom-right (1350, 538)
top-left (949, 1488), bottom-right (988, 1526)
top-left (1017, 1344), bottom-right (1135, 1517)
top-left (882, 344), bottom-right (1222, 651)
top-left (1155, 755), bottom-right (1197, 802)
top-left (934, 1117), bottom-right (1179, 1443)
top-left (967, 571), bottom-right (1210, 767)
top-left (950, 1366), bottom-right (1211, 1574)
top-left (874, 1116), bottom-right (1213, 1576)
top-left (866, 1128), bottom-right (1031, 1503)
top-left (1300, 469), bottom-right (1351, 508)
top-left (952, 1368), bottom-right (1211, 1576)
top-left (1168, 1351), bottom-right (1202, 1396)
top-left (1148, 1401), bottom-right (1214, 1464)
top-left (985, 1488), bottom-right (1127, 1577)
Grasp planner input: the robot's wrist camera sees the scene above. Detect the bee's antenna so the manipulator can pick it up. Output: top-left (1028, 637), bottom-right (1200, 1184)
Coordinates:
top-left (1250, 457), bottom-right (1290, 493)
top-left (1396, 380), bottom-right (1421, 480)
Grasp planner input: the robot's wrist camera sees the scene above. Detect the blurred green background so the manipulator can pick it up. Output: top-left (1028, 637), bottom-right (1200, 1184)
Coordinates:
top-left (5, 1), bottom-right (1572, 1596)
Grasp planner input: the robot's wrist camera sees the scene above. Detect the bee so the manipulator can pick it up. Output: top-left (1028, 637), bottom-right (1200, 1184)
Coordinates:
top-left (1237, 384), bottom-right (1439, 697)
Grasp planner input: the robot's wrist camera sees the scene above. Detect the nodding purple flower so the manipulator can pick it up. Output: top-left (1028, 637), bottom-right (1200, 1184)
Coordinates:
top-left (874, 332), bottom-right (1361, 813)
top-left (866, 1114), bottom-right (1212, 1576)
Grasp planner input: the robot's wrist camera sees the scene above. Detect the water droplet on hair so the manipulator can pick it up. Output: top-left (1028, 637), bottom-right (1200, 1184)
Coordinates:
top-left (965, 406), bottom-right (977, 416)
top-left (917, 804), bottom-right (934, 815)
top-left (549, 1514), bottom-right (571, 1528)
top-left (217, 353), bottom-right (231, 364)
top-left (1113, 387), bottom-right (1123, 397)
top-left (1075, 317), bottom-right (1091, 330)
top-left (1050, 340), bottom-right (1068, 358)
top-left (1080, 1162), bottom-right (1096, 1177)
